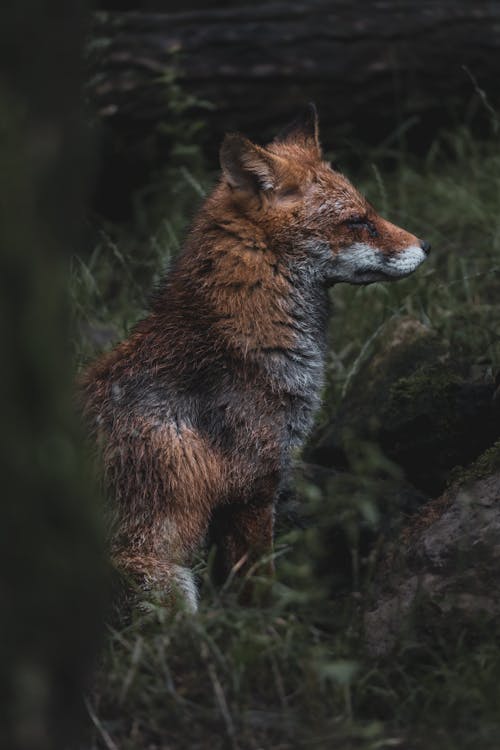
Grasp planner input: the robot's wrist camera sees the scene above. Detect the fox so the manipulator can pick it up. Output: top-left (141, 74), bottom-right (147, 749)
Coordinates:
top-left (80, 104), bottom-right (430, 611)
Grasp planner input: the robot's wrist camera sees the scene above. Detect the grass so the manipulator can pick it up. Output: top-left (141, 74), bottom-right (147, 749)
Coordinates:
top-left (75, 124), bottom-right (500, 749)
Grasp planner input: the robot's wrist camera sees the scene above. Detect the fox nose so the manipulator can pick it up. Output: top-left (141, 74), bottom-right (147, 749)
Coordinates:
top-left (420, 240), bottom-right (431, 256)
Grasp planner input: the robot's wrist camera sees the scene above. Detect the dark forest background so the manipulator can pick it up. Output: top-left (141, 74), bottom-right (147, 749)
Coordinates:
top-left (2, 2), bottom-right (500, 749)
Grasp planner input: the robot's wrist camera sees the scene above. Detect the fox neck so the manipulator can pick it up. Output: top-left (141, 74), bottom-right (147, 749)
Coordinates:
top-left (171, 198), bottom-right (332, 398)
top-left (259, 264), bottom-right (330, 397)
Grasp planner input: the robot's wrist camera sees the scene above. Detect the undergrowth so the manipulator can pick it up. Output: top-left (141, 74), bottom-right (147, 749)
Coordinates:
top-left (75, 124), bottom-right (500, 749)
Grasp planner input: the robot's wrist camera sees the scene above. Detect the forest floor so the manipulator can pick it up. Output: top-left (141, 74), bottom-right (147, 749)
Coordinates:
top-left (74, 124), bottom-right (500, 750)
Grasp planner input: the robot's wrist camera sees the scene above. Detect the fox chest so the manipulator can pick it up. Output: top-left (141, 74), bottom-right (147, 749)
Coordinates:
top-left (239, 342), bottom-right (326, 456)
top-left (283, 388), bottom-right (322, 447)
top-left (197, 346), bottom-right (325, 462)
top-left (263, 334), bottom-right (327, 447)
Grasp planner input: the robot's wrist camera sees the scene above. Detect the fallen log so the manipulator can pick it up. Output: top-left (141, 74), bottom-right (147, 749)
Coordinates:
top-left (88, 0), bottom-right (500, 150)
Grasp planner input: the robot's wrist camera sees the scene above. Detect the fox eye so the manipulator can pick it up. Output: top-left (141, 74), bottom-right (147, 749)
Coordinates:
top-left (345, 215), bottom-right (378, 237)
top-left (345, 215), bottom-right (367, 227)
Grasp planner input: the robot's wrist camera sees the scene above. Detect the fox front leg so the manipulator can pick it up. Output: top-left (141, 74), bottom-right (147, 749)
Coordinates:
top-left (209, 492), bottom-right (276, 603)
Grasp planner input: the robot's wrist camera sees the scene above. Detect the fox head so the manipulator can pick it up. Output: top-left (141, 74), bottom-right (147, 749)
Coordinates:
top-left (219, 104), bottom-right (430, 285)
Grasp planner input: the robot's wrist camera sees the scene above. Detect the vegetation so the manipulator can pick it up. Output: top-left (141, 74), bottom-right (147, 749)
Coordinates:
top-left (75, 120), bottom-right (500, 749)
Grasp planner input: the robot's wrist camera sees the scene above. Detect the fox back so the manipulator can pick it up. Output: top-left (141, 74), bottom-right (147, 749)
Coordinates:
top-left (80, 105), bottom-right (429, 609)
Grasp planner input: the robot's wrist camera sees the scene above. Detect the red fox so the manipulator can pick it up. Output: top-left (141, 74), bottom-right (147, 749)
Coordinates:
top-left (80, 105), bottom-right (430, 611)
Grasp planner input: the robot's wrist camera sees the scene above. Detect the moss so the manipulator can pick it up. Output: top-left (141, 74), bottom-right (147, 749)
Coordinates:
top-left (383, 364), bottom-right (461, 432)
top-left (344, 317), bottom-right (446, 412)
top-left (448, 439), bottom-right (500, 488)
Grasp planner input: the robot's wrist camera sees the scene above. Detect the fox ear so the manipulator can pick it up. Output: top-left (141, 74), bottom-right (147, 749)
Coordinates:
top-left (220, 134), bottom-right (282, 192)
top-left (275, 102), bottom-right (321, 155)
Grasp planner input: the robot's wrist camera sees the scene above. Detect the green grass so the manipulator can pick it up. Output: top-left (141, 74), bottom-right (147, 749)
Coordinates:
top-left (75, 126), bottom-right (500, 749)
top-left (88, 592), bottom-right (500, 749)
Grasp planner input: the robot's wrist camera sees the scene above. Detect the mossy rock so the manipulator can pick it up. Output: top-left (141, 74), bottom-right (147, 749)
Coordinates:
top-left (365, 467), bottom-right (500, 656)
top-left (378, 363), bottom-right (498, 493)
top-left (311, 317), bottom-right (445, 464)
top-left (448, 439), bottom-right (500, 487)
top-left (341, 317), bottom-right (447, 433)
top-left (311, 317), bottom-right (500, 495)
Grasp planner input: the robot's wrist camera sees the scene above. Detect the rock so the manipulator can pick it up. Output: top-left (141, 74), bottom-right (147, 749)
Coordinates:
top-left (364, 442), bottom-right (500, 656)
top-left (309, 316), bottom-right (500, 495)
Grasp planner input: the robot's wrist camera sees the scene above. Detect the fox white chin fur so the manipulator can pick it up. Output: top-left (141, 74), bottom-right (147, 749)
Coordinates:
top-left (331, 242), bottom-right (427, 284)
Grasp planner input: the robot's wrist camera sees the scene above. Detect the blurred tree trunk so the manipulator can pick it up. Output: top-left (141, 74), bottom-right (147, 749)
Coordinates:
top-left (0, 3), bottom-right (106, 749)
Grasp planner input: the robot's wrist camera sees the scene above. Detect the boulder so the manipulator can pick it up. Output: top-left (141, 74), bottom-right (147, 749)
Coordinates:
top-left (364, 441), bottom-right (500, 656)
top-left (309, 317), bottom-right (500, 495)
